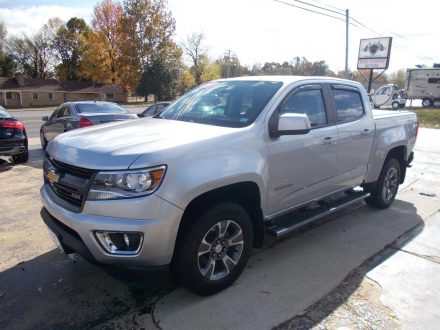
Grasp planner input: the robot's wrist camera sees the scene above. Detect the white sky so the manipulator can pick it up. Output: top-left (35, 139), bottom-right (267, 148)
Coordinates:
top-left (1, 0), bottom-right (439, 73)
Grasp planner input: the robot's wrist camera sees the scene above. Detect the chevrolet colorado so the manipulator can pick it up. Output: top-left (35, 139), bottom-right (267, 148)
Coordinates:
top-left (40, 76), bottom-right (418, 295)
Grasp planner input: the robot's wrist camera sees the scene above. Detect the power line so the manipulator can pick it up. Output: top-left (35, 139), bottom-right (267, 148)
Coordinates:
top-left (309, 0), bottom-right (345, 13)
top-left (287, 0), bottom-right (345, 17)
top-left (274, 0), bottom-right (358, 27)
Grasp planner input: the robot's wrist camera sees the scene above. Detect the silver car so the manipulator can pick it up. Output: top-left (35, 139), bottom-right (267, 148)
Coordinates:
top-left (40, 101), bottom-right (138, 149)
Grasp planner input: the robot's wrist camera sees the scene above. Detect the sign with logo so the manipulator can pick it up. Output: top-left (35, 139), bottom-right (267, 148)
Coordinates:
top-left (47, 169), bottom-right (60, 184)
top-left (357, 37), bottom-right (392, 69)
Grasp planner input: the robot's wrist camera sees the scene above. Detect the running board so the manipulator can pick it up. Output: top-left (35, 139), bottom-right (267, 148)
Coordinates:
top-left (266, 191), bottom-right (370, 238)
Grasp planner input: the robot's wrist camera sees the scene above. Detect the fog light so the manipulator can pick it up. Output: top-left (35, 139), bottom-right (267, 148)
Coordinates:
top-left (95, 231), bottom-right (143, 255)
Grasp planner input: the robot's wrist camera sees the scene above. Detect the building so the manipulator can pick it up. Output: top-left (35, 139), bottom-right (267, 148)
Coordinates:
top-left (0, 73), bottom-right (128, 108)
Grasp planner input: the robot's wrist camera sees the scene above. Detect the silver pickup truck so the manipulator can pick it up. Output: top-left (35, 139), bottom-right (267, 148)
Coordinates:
top-left (40, 76), bottom-right (418, 295)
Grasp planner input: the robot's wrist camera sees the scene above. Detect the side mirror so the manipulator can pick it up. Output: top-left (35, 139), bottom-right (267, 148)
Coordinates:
top-left (137, 113), bottom-right (142, 118)
top-left (42, 116), bottom-right (49, 121)
top-left (272, 113), bottom-right (311, 137)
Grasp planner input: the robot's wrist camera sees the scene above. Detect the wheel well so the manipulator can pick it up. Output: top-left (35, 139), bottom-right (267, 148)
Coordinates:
top-left (386, 146), bottom-right (407, 183)
top-left (174, 182), bottom-right (265, 253)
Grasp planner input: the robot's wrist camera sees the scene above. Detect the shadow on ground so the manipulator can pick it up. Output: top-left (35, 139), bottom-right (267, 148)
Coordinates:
top-left (0, 250), bottom-right (174, 329)
top-left (154, 198), bottom-right (424, 330)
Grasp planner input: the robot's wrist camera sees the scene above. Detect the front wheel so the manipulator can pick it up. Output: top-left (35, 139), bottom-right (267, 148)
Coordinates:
top-left (392, 101), bottom-right (399, 110)
top-left (433, 98), bottom-right (440, 108)
top-left (173, 202), bottom-right (253, 296)
top-left (365, 158), bottom-right (401, 209)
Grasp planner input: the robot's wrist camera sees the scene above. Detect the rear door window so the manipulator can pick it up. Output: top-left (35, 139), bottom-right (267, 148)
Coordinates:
top-left (332, 88), bottom-right (364, 122)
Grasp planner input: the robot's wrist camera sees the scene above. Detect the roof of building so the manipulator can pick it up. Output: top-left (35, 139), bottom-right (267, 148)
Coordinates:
top-left (0, 76), bottom-right (126, 93)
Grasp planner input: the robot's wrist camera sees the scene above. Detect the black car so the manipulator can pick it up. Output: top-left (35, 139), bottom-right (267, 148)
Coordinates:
top-left (0, 105), bottom-right (28, 163)
top-left (138, 101), bottom-right (172, 118)
top-left (40, 101), bottom-right (138, 149)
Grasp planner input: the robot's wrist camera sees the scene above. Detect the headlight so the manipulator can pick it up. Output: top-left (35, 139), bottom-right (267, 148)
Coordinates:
top-left (87, 166), bottom-right (166, 200)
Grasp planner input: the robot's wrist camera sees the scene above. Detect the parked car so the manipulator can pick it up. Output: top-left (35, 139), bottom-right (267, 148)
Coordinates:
top-left (0, 105), bottom-right (28, 163)
top-left (138, 101), bottom-right (172, 118)
top-left (40, 76), bottom-right (418, 296)
top-left (40, 101), bottom-right (138, 149)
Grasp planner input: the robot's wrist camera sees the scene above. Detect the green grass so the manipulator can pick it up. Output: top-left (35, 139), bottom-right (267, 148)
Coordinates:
top-left (408, 109), bottom-right (440, 129)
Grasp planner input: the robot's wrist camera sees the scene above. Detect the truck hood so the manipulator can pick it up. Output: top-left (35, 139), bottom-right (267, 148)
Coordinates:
top-left (47, 118), bottom-right (237, 170)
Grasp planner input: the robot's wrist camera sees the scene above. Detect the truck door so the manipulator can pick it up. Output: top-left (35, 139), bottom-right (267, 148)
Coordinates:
top-left (267, 84), bottom-right (339, 215)
top-left (331, 84), bottom-right (375, 187)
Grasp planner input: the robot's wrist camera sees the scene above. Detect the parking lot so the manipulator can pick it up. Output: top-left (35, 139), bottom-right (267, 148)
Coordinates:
top-left (1, 108), bottom-right (440, 329)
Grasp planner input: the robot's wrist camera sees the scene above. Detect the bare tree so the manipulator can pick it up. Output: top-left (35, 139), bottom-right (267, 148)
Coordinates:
top-left (183, 32), bottom-right (207, 85)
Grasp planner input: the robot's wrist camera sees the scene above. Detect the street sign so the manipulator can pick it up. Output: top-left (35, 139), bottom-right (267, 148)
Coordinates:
top-left (357, 37), bottom-right (392, 70)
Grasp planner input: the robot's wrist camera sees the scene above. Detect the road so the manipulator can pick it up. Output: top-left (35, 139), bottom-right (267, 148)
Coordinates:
top-left (0, 118), bottom-right (439, 328)
top-left (9, 104), bottom-right (148, 141)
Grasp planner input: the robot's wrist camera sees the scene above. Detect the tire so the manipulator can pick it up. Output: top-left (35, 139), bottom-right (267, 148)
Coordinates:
top-left (40, 130), bottom-right (47, 150)
top-left (399, 103), bottom-right (405, 109)
top-left (173, 202), bottom-right (253, 296)
top-left (13, 150), bottom-right (29, 163)
top-left (374, 104), bottom-right (380, 109)
top-left (365, 158), bottom-right (401, 209)
top-left (422, 98), bottom-right (432, 108)
top-left (391, 101), bottom-right (399, 110)
top-left (433, 98), bottom-right (440, 108)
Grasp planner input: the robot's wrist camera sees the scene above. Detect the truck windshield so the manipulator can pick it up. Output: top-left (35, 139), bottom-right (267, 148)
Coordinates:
top-left (158, 80), bottom-right (282, 128)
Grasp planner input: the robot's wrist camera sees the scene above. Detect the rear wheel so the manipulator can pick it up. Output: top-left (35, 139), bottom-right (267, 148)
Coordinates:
top-left (422, 98), bottom-right (432, 108)
top-left (13, 149), bottom-right (29, 163)
top-left (433, 98), bottom-right (440, 108)
top-left (365, 158), bottom-right (401, 209)
top-left (173, 202), bottom-right (253, 296)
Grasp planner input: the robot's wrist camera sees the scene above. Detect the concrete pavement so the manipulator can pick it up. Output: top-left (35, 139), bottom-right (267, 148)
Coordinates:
top-left (153, 128), bottom-right (440, 330)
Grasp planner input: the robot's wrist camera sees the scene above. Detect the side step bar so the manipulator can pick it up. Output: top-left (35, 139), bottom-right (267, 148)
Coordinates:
top-left (266, 191), bottom-right (370, 238)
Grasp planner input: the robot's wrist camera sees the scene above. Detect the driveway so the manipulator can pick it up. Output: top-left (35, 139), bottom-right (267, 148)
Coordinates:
top-left (0, 128), bottom-right (439, 329)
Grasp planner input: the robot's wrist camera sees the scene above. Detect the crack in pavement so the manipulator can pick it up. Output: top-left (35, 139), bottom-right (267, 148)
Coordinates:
top-left (389, 247), bottom-right (440, 265)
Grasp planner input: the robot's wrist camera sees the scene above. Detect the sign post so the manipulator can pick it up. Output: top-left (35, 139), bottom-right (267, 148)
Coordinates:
top-left (357, 37), bottom-right (392, 93)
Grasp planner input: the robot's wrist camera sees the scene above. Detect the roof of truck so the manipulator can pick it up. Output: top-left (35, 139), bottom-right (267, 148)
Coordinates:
top-left (216, 75), bottom-right (362, 85)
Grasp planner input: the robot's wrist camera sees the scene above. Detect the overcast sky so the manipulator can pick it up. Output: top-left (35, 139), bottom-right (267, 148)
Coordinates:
top-left (1, 0), bottom-right (439, 73)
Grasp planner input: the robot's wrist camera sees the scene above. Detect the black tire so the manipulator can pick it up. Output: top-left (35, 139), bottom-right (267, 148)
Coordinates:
top-left (433, 98), bottom-right (440, 108)
top-left (13, 151), bottom-right (29, 163)
top-left (399, 103), bottom-right (405, 109)
top-left (374, 104), bottom-right (380, 109)
top-left (40, 130), bottom-right (47, 150)
top-left (173, 202), bottom-right (253, 296)
top-left (365, 158), bottom-right (401, 209)
top-left (391, 101), bottom-right (399, 110)
top-left (422, 98), bottom-right (432, 108)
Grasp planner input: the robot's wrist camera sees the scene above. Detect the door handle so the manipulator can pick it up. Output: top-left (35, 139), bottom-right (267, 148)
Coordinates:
top-left (321, 137), bottom-right (335, 145)
top-left (361, 129), bottom-right (373, 136)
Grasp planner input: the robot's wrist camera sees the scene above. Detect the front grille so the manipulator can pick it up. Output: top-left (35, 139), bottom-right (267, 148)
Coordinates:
top-left (44, 156), bottom-right (97, 211)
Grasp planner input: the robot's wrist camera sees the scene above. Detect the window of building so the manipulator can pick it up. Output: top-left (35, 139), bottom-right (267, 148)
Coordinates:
top-left (428, 78), bottom-right (440, 84)
top-left (6, 92), bottom-right (12, 100)
top-left (32, 92), bottom-right (38, 100)
top-left (106, 93), bottom-right (114, 99)
top-left (333, 89), bottom-right (364, 122)
top-left (48, 92), bottom-right (53, 100)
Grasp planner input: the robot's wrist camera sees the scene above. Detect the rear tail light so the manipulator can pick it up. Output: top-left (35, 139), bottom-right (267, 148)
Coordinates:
top-left (79, 117), bottom-right (94, 127)
top-left (0, 120), bottom-right (25, 130)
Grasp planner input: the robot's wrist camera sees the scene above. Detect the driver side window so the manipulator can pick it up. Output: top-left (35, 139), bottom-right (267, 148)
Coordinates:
top-left (280, 89), bottom-right (327, 127)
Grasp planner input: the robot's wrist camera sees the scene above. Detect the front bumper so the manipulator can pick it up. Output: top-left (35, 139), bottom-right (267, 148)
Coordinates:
top-left (40, 184), bottom-right (184, 267)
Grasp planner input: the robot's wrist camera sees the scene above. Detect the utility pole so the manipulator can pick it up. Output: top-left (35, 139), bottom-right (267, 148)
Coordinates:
top-left (225, 49), bottom-right (232, 78)
top-left (345, 9), bottom-right (349, 78)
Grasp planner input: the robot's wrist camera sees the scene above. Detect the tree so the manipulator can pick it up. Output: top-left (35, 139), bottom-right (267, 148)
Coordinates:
top-left (136, 56), bottom-right (178, 101)
top-left (183, 32), bottom-right (206, 85)
top-left (119, 0), bottom-right (180, 90)
top-left (216, 54), bottom-right (249, 78)
top-left (388, 69), bottom-right (406, 89)
top-left (53, 17), bottom-right (89, 80)
top-left (0, 22), bottom-right (15, 76)
top-left (82, 0), bottom-right (123, 84)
